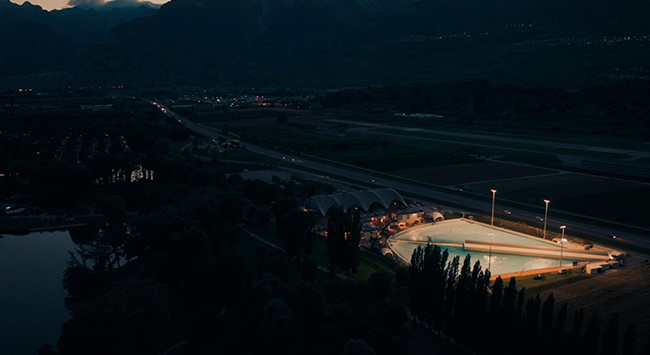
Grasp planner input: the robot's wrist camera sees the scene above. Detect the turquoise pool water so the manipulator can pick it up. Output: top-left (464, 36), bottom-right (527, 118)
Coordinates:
top-left (389, 219), bottom-right (580, 276)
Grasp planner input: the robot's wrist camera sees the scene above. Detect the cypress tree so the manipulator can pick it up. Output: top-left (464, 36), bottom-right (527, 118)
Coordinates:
top-left (458, 254), bottom-right (472, 294)
top-left (643, 331), bottom-right (650, 355)
top-left (423, 244), bottom-right (443, 328)
top-left (623, 324), bottom-right (637, 355)
top-left (454, 254), bottom-right (473, 342)
top-left (473, 268), bottom-right (491, 351)
top-left (515, 287), bottom-right (526, 327)
top-left (553, 303), bottom-right (568, 346)
top-left (488, 276), bottom-right (504, 354)
top-left (466, 262), bottom-right (485, 350)
top-left (470, 260), bottom-right (482, 292)
top-left (432, 248), bottom-right (449, 331)
top-left (345, 208), bottom-right (362, 273)
top-left (569, 309), bottom-right (584, 352)
top-left (502, 277), bottom-right (517, 336)
top-left (408, 246), bottom-right (425, 323)
top-left (326, 206), bottom-right (361, 274)
top-left (541, 293), bottom-right (555, 339)
top-left (444, 255), bottom-right (459, 338)
top-left (511, 287), bottom-right (527, 350)
top-left (491, 276), bottom-right (504, 316)
top-left (326, 205), bottom-right (345, 272)
top-left (524, 295), bottom-right (541, 340)
top-left (582, 310), bottom-right (601, 354)
top-left (601, 313), bottom-right (619, 355)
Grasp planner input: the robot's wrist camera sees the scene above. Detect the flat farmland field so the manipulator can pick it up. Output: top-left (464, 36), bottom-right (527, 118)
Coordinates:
top-left (390, 161), bottom-right (559, 186)
top-left (311, 145), bottom-right (478, 172)
top-left (469, 173), bottom-right (650, 227)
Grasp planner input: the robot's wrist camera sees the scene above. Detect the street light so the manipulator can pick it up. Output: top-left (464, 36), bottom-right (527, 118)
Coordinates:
top-left (543, 199), bottom-right (550, 239)
top-left (491, 189), bottom-right (497, 225)
top-left (559, 225), bottom-right (567, 271)
top-left (488, 233), bottom-right (494, 272)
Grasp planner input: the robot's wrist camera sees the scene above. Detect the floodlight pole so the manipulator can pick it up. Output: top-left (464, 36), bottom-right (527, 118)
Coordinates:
top-left (491, 189), bottom-right (497, 226)
top-left (488, 233), bottom-right (494, 272)
top-left (559, 226), bottom-right (567, 269)
top-left (543, 199), bottom-right (550, 239)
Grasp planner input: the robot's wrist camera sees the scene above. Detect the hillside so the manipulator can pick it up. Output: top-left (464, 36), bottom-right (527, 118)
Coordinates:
top-left (536, 263), bottom-right (650, 342)
top-left (3, 0), bottom-right (650, 88)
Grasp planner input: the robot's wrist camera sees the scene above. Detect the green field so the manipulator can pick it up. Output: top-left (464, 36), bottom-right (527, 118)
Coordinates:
top-left (470, 173), bottom-right (650, 227)
top-left (391, 161), bottom-right (558, 186)
top-left (372, 128), bottom-right (635, 160)
top-left (311, 146), bottom-right (478, 172)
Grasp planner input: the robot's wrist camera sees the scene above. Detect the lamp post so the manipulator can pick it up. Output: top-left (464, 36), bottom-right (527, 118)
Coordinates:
top-left (543, 199), bottom-right (550, 239)
top-left (488, 233), bottom-right (494, 272)
top-left (491, 189), bottom-right (497, 226)
top-left (559, 225), bottom-right (567, 270)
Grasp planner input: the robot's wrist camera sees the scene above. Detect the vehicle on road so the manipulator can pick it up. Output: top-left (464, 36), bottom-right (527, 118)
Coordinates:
top-left (503, 210), bottom-right (512, 215)
top-left (608, 234), bottom-right (617, 239)
top-left (535, 216), bottom-right (544, 221)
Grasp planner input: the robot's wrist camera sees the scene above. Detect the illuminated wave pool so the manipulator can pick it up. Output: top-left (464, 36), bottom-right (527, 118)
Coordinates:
top-left (388, 219), bottom-right (581, 276)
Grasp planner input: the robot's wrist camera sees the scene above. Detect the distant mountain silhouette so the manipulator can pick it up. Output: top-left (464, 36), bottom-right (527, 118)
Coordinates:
top-left (2, 0), bottom-right (650, 88)
top-left (0, 0), bottom-right (157, 77)
top-left (81, 0), bottom-right (396, 85)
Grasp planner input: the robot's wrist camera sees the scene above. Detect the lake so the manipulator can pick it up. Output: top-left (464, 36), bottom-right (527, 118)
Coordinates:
top-left (0, 230), bottom-right (76, 355)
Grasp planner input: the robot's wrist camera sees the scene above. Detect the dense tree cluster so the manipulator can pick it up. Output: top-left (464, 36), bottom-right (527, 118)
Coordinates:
top-left (327, 206), bottom-right (362, 275)
top-left (0, 97), bottom-right (191, 214)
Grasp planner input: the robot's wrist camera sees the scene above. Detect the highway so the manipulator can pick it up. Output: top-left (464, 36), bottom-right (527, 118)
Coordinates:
top-left (153, 100), bottom-right (650, 255)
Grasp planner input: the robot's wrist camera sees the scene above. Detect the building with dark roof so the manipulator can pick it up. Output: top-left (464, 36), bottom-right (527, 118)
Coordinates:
top-left (306, 188), bottom-right (407, 215)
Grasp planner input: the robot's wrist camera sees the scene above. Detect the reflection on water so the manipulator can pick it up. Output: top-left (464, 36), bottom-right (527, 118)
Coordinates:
top-left (0, 231), bottom-right (75, 354)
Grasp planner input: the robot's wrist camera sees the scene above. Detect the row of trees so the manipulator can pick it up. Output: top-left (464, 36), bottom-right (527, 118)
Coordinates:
top-left (408, 243), bottom-right (643, 354)
top-left (327, 206), bottom-right (362, 275)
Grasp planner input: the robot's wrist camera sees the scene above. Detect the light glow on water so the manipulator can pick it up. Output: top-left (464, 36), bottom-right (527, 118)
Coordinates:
top-left (389, 219), bottom-right (580, 276)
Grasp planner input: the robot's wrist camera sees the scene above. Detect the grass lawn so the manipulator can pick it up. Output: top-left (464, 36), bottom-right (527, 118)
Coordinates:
top-left (355, 250), bottom-right (402, 282)
top-left (513, 267), bottom-right (592, 296)
top-left (533, 263), bottom-right (650, 348)
top-left (311, 238), bottom-right (330, 269)
top-left (243, 224), bottom-right (401, 283)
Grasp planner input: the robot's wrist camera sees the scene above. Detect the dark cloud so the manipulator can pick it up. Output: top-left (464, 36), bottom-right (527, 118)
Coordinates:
top-left (67, 0), bottom-right (159, 9)
top-left (67, 0), bottom-right (104, 7)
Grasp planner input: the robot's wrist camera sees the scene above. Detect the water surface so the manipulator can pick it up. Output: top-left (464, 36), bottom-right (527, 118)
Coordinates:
top-left (0, 231), bottom-right (75, 354)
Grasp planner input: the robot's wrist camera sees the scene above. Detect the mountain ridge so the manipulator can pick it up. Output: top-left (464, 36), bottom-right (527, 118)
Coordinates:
top-left (3, 0), bottom-right (650, 89)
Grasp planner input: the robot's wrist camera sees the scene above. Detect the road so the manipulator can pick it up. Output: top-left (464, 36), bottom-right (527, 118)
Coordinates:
top-left (152, 101), bottom-right (650, 254)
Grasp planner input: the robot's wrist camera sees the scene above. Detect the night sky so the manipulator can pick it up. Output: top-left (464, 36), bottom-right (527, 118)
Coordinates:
top-left (12, 0), bottom-right (168, 10)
